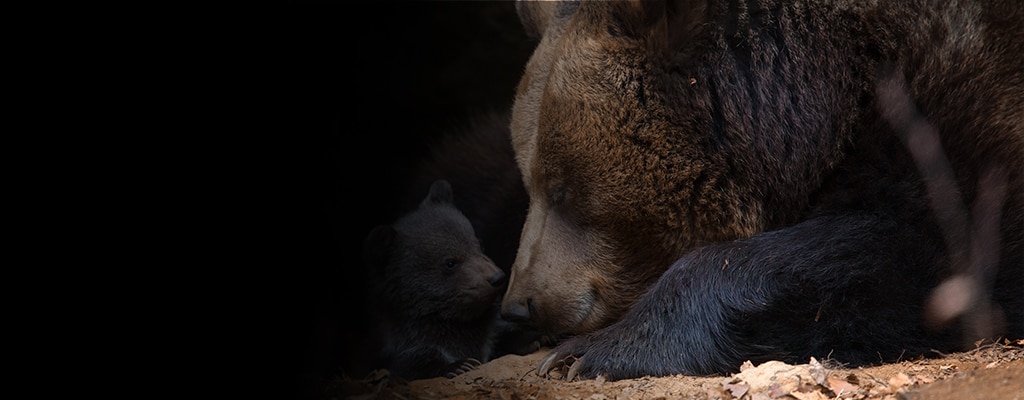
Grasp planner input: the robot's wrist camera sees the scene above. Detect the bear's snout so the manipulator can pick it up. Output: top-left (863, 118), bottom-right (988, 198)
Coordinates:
top-left (500, 297), bottom-right (534, 324)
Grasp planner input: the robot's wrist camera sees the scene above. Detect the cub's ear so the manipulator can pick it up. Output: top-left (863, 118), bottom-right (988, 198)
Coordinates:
top-left (516, 0), bottom-right (580, 39)
top-left (424, 179), bottom-right (455, 206)
top-left (363, 224), bottom-right (396, 270)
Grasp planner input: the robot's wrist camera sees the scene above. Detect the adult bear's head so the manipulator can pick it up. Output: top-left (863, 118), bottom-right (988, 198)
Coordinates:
top-left (500, 0), bottom-right (767, 336)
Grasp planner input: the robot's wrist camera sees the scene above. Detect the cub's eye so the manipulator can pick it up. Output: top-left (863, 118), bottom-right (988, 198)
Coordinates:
top-left (444, 258), bottom-right (459, 270)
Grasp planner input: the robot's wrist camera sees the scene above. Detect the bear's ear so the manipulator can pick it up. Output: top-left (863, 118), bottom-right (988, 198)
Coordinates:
top-left (516, 0), bottom-right (580, 39)
top-left (363, 224), bottom-right (396, 270)
top-left (580, 0), bottom-right (708, 52)
top-left (423, 179), bottom-right (455, 206)
top-left (662, 0), bottom-right (709, 51)
top-left (581, 0), bottom-right (665, 37)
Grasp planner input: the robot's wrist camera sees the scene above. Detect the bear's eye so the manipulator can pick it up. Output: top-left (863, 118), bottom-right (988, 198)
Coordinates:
top-left (444, 258), bottom-right (459, 270)
top-left (550, 185), bottom-right (568, 206)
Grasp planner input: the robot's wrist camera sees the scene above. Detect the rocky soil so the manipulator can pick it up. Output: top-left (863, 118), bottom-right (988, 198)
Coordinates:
top-left (330, 339), bottom-right (1022, 400)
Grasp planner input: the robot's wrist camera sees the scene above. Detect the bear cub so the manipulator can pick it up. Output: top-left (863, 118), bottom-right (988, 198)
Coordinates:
top-left (362, 179), bottom-right (507, 381)
top-left (399, 110), bottom-right (545, 358)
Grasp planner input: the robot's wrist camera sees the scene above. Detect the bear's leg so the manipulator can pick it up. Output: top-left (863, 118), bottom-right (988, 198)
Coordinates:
top-left (538, 213), bottom-right (955, 381)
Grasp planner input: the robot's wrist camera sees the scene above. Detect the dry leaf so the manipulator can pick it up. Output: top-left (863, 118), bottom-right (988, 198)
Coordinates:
top-left (723, 382), bottom-right (749, 398)
top-left (790, 390), bottom-right (829, 400)
top-left (827, 375), bottom-right (859, 395)
top-left (808, 357), bottom-right (828, 385)
top-left (767, 382), bottom-right (787, 398)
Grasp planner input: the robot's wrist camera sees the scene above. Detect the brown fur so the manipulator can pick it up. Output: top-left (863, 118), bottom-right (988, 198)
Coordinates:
top-left (501, 0), bottom-right (1023, 343)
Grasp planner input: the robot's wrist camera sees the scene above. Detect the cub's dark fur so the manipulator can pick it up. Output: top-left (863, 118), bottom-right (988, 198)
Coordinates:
top-left (363, 180), bottom-right (507, 380)
top-left (400, 111), bottom-right (543, 358)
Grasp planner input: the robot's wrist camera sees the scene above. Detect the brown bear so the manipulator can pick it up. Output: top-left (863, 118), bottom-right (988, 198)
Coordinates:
top-left (499, 0), bottom-right (1024, 380)
top-left (363, 179), bottom-right (508, 380)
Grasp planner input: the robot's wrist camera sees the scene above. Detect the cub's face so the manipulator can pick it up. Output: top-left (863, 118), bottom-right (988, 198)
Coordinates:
top-left (500, 1), bottom-right (686, 336)
top-left (397, 216), bottom-right (505, 320)
top-left (368, 180), bottom-right (507, 321)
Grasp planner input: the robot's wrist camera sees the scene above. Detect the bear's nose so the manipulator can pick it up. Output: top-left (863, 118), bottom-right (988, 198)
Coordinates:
top-left (488, 271), bottom-right (507, 287)
top-left (500, 298), bottom-right (534, 323)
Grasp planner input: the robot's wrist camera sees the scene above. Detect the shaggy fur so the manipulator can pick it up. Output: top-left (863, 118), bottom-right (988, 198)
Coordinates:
top-left (501, 0), bottom-right (1023, 380)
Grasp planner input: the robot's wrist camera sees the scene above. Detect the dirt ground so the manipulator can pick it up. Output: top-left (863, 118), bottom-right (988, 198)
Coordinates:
top-left (330, 339), bottom-right (1022, 400)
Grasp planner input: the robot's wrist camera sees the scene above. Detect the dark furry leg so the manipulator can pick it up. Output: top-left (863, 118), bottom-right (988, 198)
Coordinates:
top-left (539, 213), bottom-right (958, 381)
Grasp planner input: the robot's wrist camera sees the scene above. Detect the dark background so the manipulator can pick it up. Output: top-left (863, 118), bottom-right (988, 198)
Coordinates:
top-left (243, 2), bottom-right (537, 398)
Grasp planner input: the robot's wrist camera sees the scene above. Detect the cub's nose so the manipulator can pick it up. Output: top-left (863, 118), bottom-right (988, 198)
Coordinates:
top-left (488, 271), bottom-right (507, 287)
top-left (500, 298), bottom-right (534, 324)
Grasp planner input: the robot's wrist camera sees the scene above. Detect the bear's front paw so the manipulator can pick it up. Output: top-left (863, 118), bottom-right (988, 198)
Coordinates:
top-left (444, 358), bottom-right (482, 378)
top-left (536, 320), bottom-right (675, 381)
top-left (536, 334), bottom-right (600, 381)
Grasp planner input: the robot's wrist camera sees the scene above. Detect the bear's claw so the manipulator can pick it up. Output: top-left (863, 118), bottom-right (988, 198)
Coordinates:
top-left (537, 343), bottom-right (587, 380)
top-left (566, 356), bottom-right (584, 381)
top-left (536, 351), bottom-right (562, 377)
top-left (445, 358), bottom-right (482, 378)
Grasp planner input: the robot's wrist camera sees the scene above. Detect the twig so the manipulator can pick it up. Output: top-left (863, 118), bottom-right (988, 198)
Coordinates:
top-left (860, 370), bottom-right (889, 388)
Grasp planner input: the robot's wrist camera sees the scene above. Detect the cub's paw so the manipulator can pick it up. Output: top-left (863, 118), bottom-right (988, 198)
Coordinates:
top-left (444, 358), bottom-right (482, 378)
